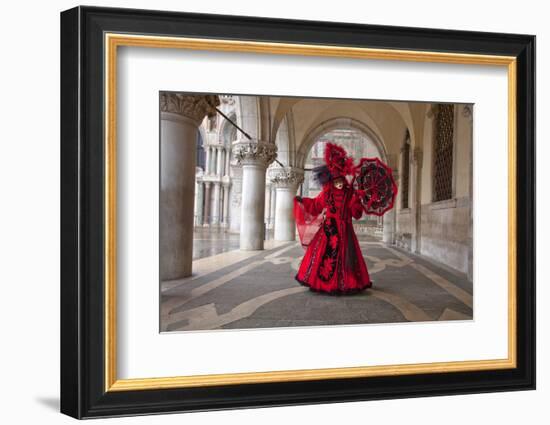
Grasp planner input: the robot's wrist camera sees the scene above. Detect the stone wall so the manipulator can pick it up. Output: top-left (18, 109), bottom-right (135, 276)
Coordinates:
top-left (419, 197), bottom-right (471, 274)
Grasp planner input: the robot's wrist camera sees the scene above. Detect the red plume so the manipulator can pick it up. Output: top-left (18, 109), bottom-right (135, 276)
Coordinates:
top-left (324, 142), bottom-right (354, 177)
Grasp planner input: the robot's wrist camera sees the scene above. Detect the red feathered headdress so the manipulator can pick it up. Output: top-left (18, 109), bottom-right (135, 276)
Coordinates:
top-left (324, 142), bottom-right (354, 179)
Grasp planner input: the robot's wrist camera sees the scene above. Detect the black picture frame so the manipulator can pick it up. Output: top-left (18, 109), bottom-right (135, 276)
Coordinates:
top-left (60, 5), bottom-right (536, 419)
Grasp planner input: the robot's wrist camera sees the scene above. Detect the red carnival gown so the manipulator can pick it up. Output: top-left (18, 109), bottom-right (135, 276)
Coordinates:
top-left (294, 183), bottom-right (372, 294)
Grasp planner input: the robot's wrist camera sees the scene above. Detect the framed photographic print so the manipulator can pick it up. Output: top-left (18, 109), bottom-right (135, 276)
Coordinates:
top-left (60, 5), bottom-right (536, 419)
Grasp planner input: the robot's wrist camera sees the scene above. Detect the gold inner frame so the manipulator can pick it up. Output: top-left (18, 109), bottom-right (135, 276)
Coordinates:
top-left (104, 33), bottom-right (517, 392)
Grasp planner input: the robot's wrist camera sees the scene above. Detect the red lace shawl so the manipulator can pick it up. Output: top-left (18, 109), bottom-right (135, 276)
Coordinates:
top-left (293, 190), bottom-right (325, 249)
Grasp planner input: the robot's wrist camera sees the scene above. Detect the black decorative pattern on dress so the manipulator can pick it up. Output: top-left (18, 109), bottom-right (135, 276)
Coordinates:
top-left (327, 190), bottom-right (337, 213)
top-left (303, 232), bottom-right (321, 283)
top-left (317, 217), bottom-right (339, 282)
top-left (336, 188), bottom-right (349, 290)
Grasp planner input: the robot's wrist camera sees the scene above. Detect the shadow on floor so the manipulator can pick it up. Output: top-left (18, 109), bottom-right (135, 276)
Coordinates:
top-left (35, 396), bottom-right (59, 411)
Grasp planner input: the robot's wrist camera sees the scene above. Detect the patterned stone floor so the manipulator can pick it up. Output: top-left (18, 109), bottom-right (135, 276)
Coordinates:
top-left (160, 234), bottom-right (473, 332)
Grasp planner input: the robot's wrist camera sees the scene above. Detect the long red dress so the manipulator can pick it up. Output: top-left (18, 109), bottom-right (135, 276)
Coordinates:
top-left (294, 183), bottom-right (372, 295)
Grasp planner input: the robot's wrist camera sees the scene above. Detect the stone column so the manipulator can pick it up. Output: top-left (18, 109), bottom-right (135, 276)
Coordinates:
top-left (392, 170), bottom-right (399, 244)
top-left (210, 147), bottom-right (216, 175)
top-left (204, 146), bottom-right (211, 174)
top-left (411, 148), bottom-right (423, 253)
top-left (211, 147), bottom-right (216, 175)
top-left (219, 148), bottom-right (225, 176)
top-left (216, 146), bottom-right (224, 176)
top-left (224, 148), bottom-right (231, 176)
top-left (271, 167), bottom-right (304, 241)
top-left (264, 182), bottom-right (272, 230)
top-left (233, 141), bottom-right (277, 250)
top-left (270, 185), bottom-right (277, 230)
top-left (222, 183), bottom-right (231, 227)
top-left (212, 182), bottom-right (221, 225)
top-left (160, 93), bottom-right (220, 280)
top-left (382, 159), bottom-right (398, 245)
top-left (193, 180), bottom-right (199, 226)
top-left (195, 180), bottom-right (204, 226)
top-left (203, 181), bottom-right (212, 225)
top-left (382, 209), bottom-right (396, 244)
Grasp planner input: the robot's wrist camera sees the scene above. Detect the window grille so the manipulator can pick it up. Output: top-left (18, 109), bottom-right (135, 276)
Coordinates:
top-left (401, 135), bottom-right (410, 209)
top-left (433, 104), bottom-right (454, 201)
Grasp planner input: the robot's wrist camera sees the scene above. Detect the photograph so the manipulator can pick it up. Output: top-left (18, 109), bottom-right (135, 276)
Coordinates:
top-left (159, 93), bottom-right (474, 332)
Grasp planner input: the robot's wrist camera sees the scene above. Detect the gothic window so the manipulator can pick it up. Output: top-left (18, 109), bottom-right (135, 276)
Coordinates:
top-left (433, 104), bottom-right (455, 202)
top-left (401, 132), bottom-right (410, 209)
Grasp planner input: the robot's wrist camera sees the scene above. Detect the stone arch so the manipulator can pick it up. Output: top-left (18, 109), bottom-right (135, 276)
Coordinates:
top-left (236, 96), bottom-right (261, 140)
top-left (296, 117), bottom-right (388, 169)
top-left (270, 98), bottom-right (301, 143)
top-left (388, 102), bottom-right (417, 149)
top-left (272, 112), bottom-right (299, 168)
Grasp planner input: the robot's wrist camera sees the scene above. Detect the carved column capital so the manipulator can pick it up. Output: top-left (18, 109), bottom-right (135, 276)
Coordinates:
top-left (269, 167), bottom-right (305, 189)
top-left (232, 140), bottom-right (277, 169)
top-left (160, 93), bottom-right (220, 125)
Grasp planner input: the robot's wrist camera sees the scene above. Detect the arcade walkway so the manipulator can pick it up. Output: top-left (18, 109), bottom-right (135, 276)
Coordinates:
top-left (160, 232), bottom-right (473, 332)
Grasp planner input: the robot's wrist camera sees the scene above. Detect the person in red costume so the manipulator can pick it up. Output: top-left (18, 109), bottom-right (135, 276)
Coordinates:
top-left (294, 143), bottom-right (372, 295)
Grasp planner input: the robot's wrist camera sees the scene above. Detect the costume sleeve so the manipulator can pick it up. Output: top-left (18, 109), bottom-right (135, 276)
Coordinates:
top-left (299, 191), bottom-right (325, 217)
top-left (294, 191), bottom-right (325, 248)
top-left (350, 191), bottom-right (364, 220)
